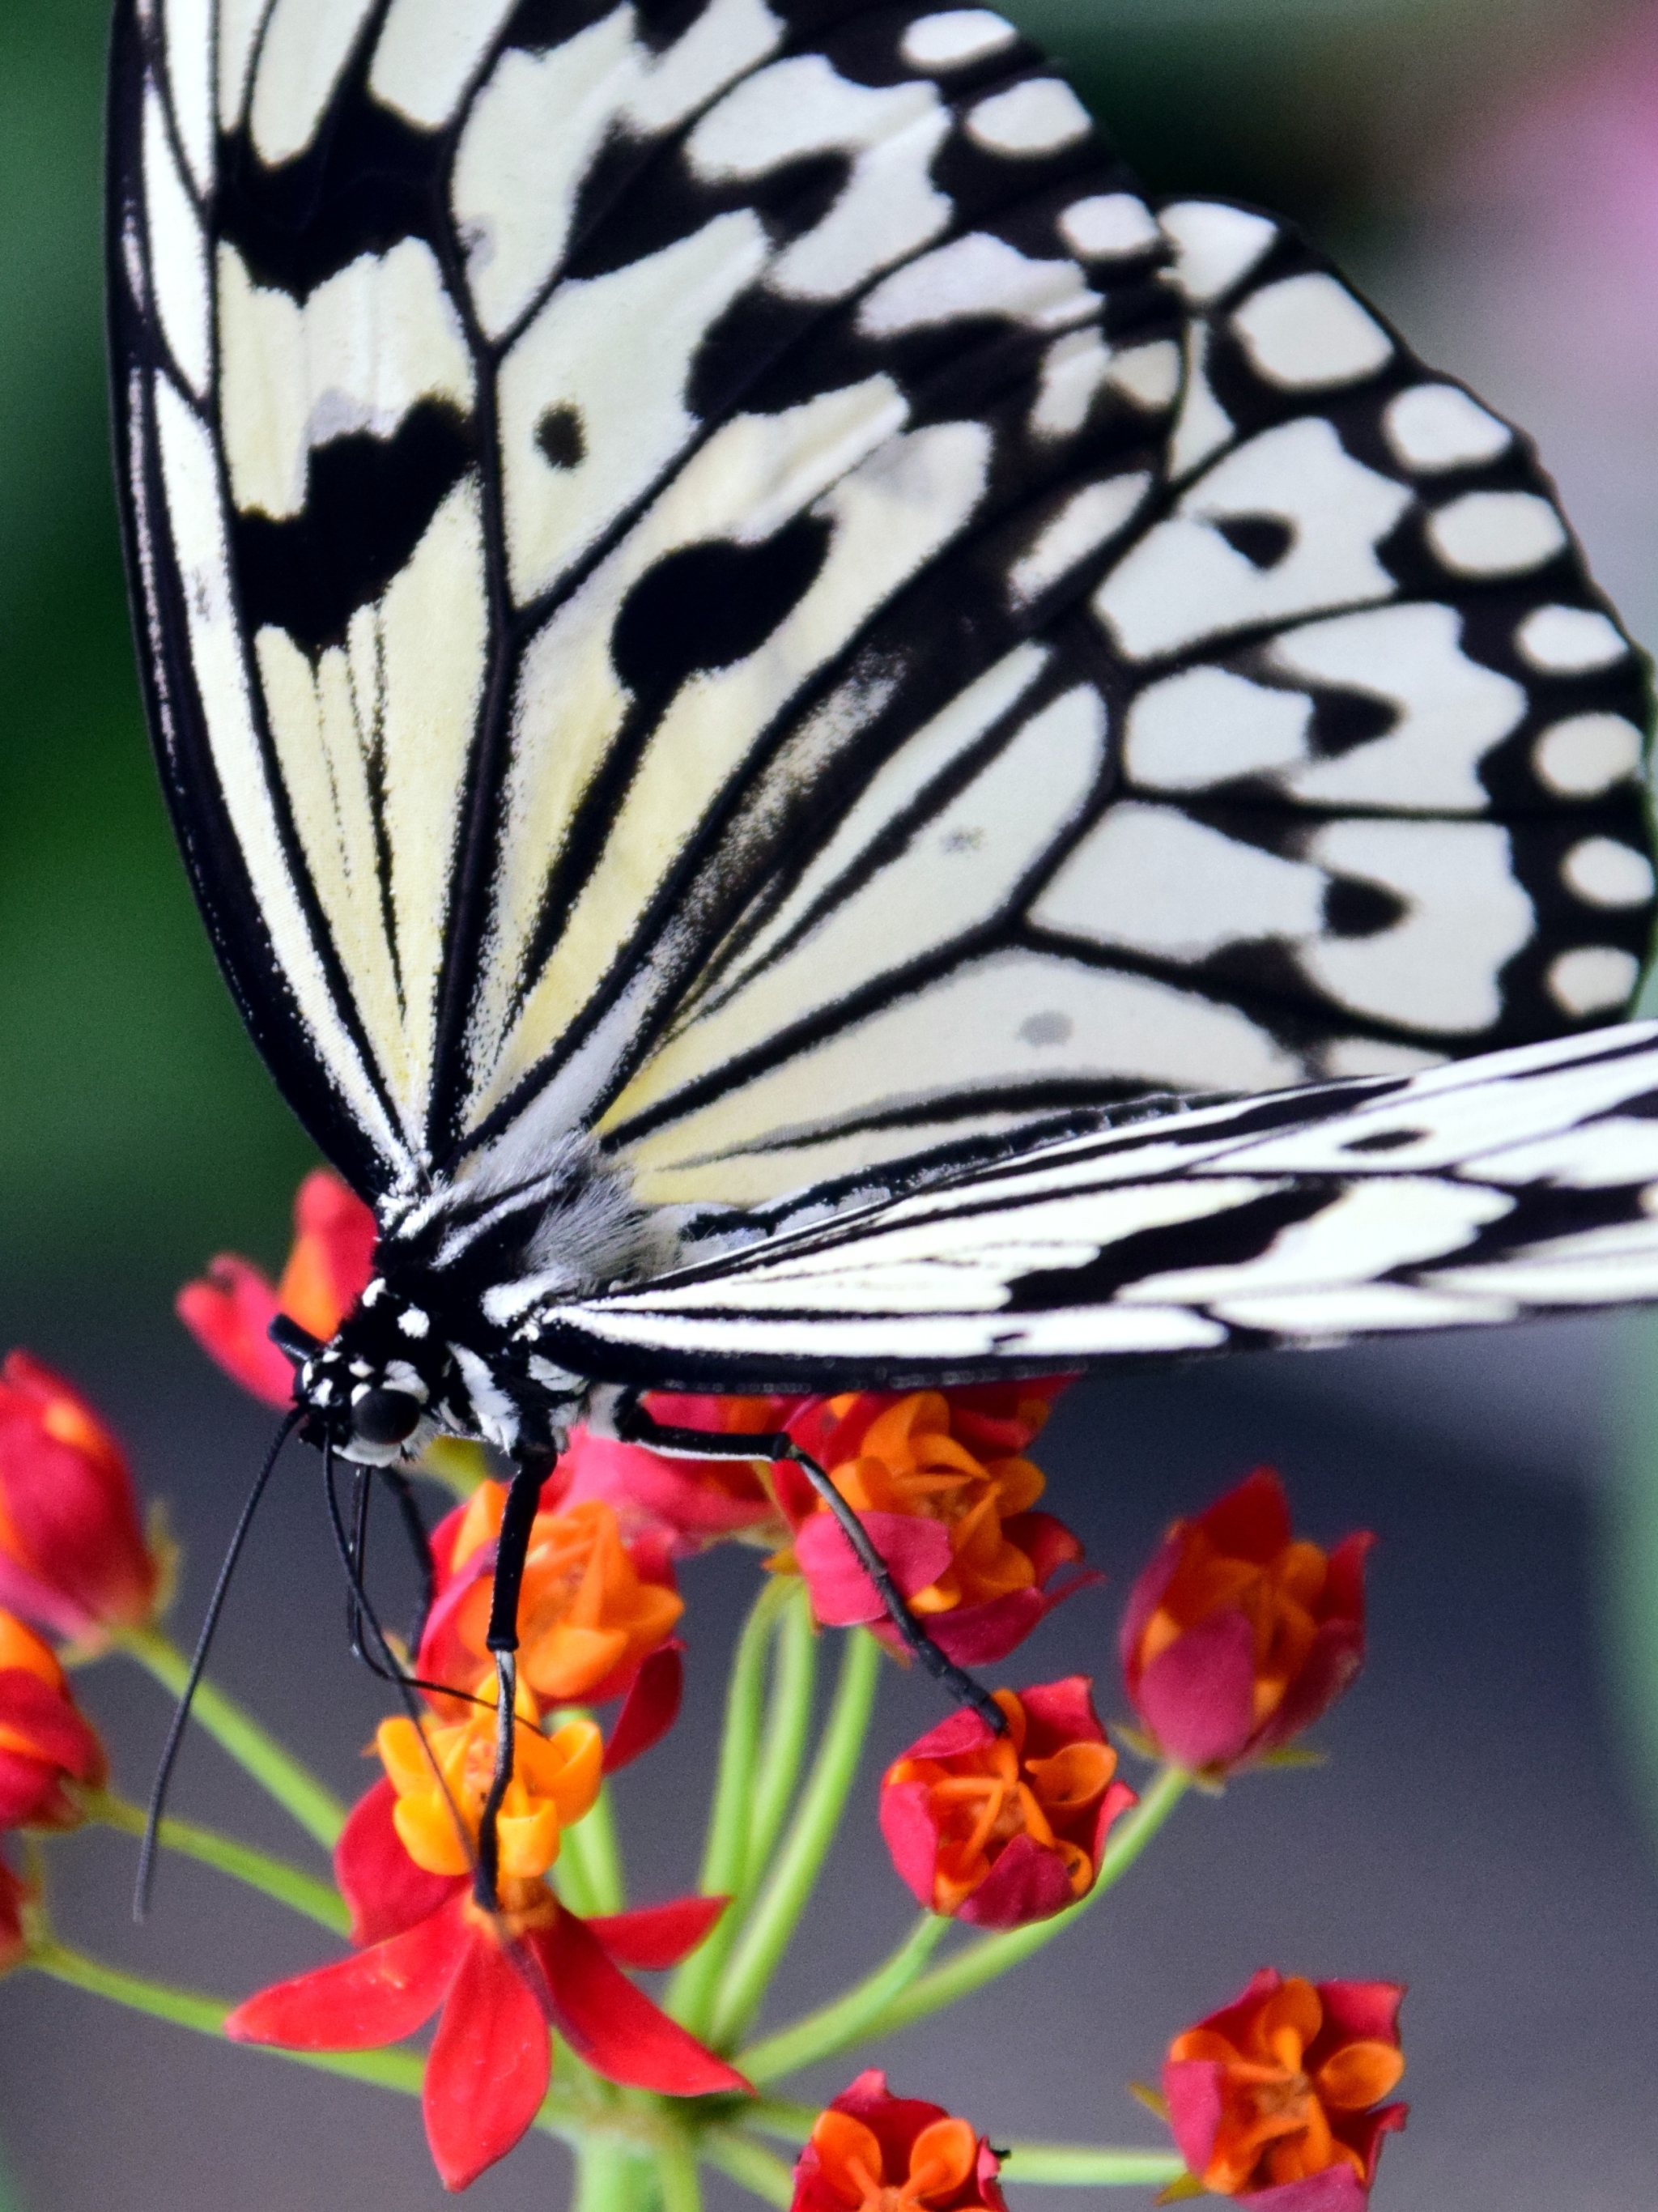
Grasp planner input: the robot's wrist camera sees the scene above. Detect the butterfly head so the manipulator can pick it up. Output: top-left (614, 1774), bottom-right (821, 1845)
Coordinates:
top-left (272, 1280), bottom-right (445, 1466)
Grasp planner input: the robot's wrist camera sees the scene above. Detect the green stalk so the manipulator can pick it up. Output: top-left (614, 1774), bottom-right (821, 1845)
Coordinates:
top-left (669, 1580), bottom-right (792, 2033)
top-left (998, 2146), bottom-right (1187, 2187)
top-left (742, 2100), bottom-right (819, 2146)
top-left (703, 2129), bottom-right (797, 2207)
top-left (113, 1623), bottom-right (346, 1850)
top-left (708, 1628), bottom-right (881, 2051)
top-left (736, 1912), bottom-right (948, 2084)
top-left (655, 2136), bottom-right (704, 2212)
top-left (83, 1789), bottom-right (348, 1934)
top-left (26, 1942), bottom-right (423, 2095)
top-left (746, 1585), bottom-right (817, 1876)
top-left (570, 1781), bottom-right (626, 1916)
top-left (860, 1765), bottom-right (1191, 2039)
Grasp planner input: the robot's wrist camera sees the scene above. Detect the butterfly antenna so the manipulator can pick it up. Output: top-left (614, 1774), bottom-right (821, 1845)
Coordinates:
top-left (134, 1406), bottom-right (303, 1921)
top-left (610, 1393), bottom-right (1008, 1736)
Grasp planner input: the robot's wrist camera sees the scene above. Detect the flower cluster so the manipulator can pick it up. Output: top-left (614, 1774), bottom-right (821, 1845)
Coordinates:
top-left (0, 1164), bottom-right (1402, 2201)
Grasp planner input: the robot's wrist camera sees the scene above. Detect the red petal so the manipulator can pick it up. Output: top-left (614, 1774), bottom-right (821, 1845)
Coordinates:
top-left (0, 1752), bottom-right (62, 1826)
top-left (423, 1929), bottom-right (551, 2192)
top-left (603, 1643), bottom-right (685, 1774)
top-left (878, 1776), bottom-right (944, 1910)
top-left (1188, 1967), bottom-right (1286, 2048)
top-left (1016, 1676), bottom-right (1104, 1755)
top-left (796, 1510), bottom-right (953, 1627)
top-left (1133, 1606), bottom-right (1258, 1770)
top-left (1248, 1620), bottom-right (1367, 1759)
top-left (293, 1168), bottom-right (377, 1318)
top-left (955, 1833), bottom-right (1077, 1929)
top-left (0, 1668), bottom-right (104, 1780)
top-left (1001, 1509), bottom-right (1085, 1585)
top-left (925, 1591), bottom-right (1048, 1668)
top-left (225, 1902), bottom-right (464, 2048)
top-left (1320, 1531), bottom-right (1374, 1627)
top-left (176, 1261), bottom-right (294, 1409)
top-left (1237, 2168), bottom-right (1368, 2212)
top-left (336, 1777), bottom-right (462, 1946)
top-left (585, 1893), bottom-right (727, 1969)
top-left (1198, 1467), bottom-right (1292, 1565)
top-left (1335, 2099), bottom-right (1407, 2184)
top-left (531, 1909), bottom-right (750, 2097)
top-left (1315, 1979), bottom-right (1404, 2050)
top-left (1117, 1536), bottom-right (1181, 1692)
top-left (1086, 1778), bottom-right (1138, 1867)
top-left (827, 2071), bottom-right (950, 2181)
top-left (1160, 2057), bottom-right (1227, 2177)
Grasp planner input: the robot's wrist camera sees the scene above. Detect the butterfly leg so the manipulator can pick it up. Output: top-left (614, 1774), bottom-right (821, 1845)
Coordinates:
top-left (476, 1452), bottom-right (555, 1907)
top-left (608, 1393), bottom-right (1007, 1737)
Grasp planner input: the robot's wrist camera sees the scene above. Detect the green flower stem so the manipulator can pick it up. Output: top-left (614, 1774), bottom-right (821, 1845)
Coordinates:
top-left (742, 2099), bottom-right (820, 2146)
top-left (670, 1579), bottom-right (793, 2034)
top-left (860, 1764), bottom-right (1192, 2040)
top-left (997, 2146), bottom-right (1187, 2188)
top-left (25, 1942), bottom-right (424, 2095)
top-left (708, 1627), bottom-right (881, 2052)
top-left (703, 2129), bottom-right (797, 2207)
top-left (746, 1585), bottom-right (817, 1877)
top-left (113, 1622), bottom-right (346, 1851)
top-left (656, 2135), bottom-right (704, 2212)
top-left (737, 1911), bottom-right (949, 2085)
top-left (574, 1781), bottom-right (626, 1916)
top-left (83, 1789), bottom-right (348, 1934)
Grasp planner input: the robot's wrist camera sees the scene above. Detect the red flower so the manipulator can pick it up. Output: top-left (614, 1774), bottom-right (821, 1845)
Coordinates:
top-left (1120, 1470), bottom-right (1371, 1776)
top-left (1163, 1970), bottom-right (1407, 2206)
top-left (228, 1706), bottom-right (747, 2191)
top-left (880, 1679), bottom-right (1135, 1929)
top-left (0, 1352), bottom-right (162, 1641)
top-left (419, 1488), bottom-right (683, 1716)
top-left (775, 1382), bottom-right (1093, 1665)
top-left (793, 2071), bottom-right (1007, 2212)
top-left (556, 1393), bottom-right (793, 1555)
top-left (177, 1168), bottom-right (376, 1406)
top-left (0, 1611), bottom-right (106, 1827)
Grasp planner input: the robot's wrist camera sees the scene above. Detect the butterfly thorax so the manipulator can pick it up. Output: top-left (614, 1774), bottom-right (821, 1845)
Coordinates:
top-left (294, 1146), bottom-right (670, 1465)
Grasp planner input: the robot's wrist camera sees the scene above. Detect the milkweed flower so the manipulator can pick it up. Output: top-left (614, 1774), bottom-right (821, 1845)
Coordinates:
top-left (419, 1489), bottom-right (684, 1721)
top-left (0, 1611), bottom-right (106, 1828)
top-left (0, 1352), bottom-right (163, 1642)
top-left (557, 1392), bottom-right (794, 1553)
top-left (227, 1687), bottom-right (746, 2190)
top-left (1162, 1970), bottom-right (1407, 2206)
top-left (1120, 1470), bottom-right (1371, 1776)
top-left (880, 1679), bottom-right (1135, 1928)
top-left (776, 1382), bottom-right (1093, 1665)
top-left (792, 2071), bottom-right (1008, 2212)
top-left (177, 1168), bottom-right (376, 1406)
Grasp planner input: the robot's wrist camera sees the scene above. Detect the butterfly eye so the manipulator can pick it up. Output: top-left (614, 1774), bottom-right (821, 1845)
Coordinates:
top-left (351, 1389), bottom-right (423, 1448)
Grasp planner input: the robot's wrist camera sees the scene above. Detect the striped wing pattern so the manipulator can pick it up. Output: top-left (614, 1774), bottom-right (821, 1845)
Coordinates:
top-left (110, 0), bottom-right (1654, 1232)
top-left (539, 1019), bottom-right (1658, 1385)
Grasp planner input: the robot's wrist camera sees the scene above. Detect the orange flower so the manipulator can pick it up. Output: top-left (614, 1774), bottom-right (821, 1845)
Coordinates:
top-left (880, 1679), bottom-right (1134, 1927)
top-left (0, 1353), bottom-right (162, 1641)
top-left (1120, 1470), bottom-right (1371, 1775)
top-left (0, 1610), bottom-right (106, 1828)
top-left (420, 1490), bottom-right (683, 1708)
top-left (177, 1168), bottom-right (376, 1407)
top-left (793, 2072), bottom-right (1007, 2212)
top-left (376, 1682), bottom-right (602, 1898)
top-left (1163, 1970), bottom-right (1407, 2206)
top-left (778, 1382), bottom-right (1090, 1666)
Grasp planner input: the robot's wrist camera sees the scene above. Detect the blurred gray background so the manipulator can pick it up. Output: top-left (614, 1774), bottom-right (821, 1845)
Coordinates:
top-left (5, 0), bottom-right (1658, 2206)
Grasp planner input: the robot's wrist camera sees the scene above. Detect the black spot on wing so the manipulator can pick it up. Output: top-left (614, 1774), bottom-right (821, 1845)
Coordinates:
top-left (1001, 1183), bottom-right (1331, 1311)
top-left (610, 514), bottom-right (834, 719)
top-left (536, 406), bottom-right (587, 470)
top-left (1322, 874), bottom-right (1406, 940)
top-left (233, 404), bottom-right (474, 652)
top-left (1214, 515), bottom-right (1294, 570)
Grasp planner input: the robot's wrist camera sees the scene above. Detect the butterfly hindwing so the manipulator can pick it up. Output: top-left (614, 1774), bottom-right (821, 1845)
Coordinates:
top-left (537, 1020), bottom-right (1658, 1387)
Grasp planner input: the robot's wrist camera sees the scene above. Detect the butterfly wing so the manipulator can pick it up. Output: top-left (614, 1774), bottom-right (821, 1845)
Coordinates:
top-left (109, 1), bottom-right (1652, 1221)
top-left (534, 1019), bottom-right (1658, 1385)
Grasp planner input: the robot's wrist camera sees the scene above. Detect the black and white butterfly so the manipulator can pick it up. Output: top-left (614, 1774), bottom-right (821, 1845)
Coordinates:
top-left (108, 0), bottom-right (1658, 1842)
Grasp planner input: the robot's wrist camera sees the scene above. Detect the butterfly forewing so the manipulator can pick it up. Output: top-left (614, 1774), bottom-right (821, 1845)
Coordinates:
top-left (110, 0), bottom-right (1654, 1244)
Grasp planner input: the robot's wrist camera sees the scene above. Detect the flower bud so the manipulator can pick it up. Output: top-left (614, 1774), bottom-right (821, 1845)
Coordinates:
top-left (1120, 1470), bottom-right (1371, 1776)
top-left (880, 1679), bottom-right (1134, 1928)
top-left (0, 1353), bottom-right (161, 1641)
top-left (1163, 1969), bottom-right (1406, 2206)
top-left (0, 1610), bottom-right (106, 1827)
